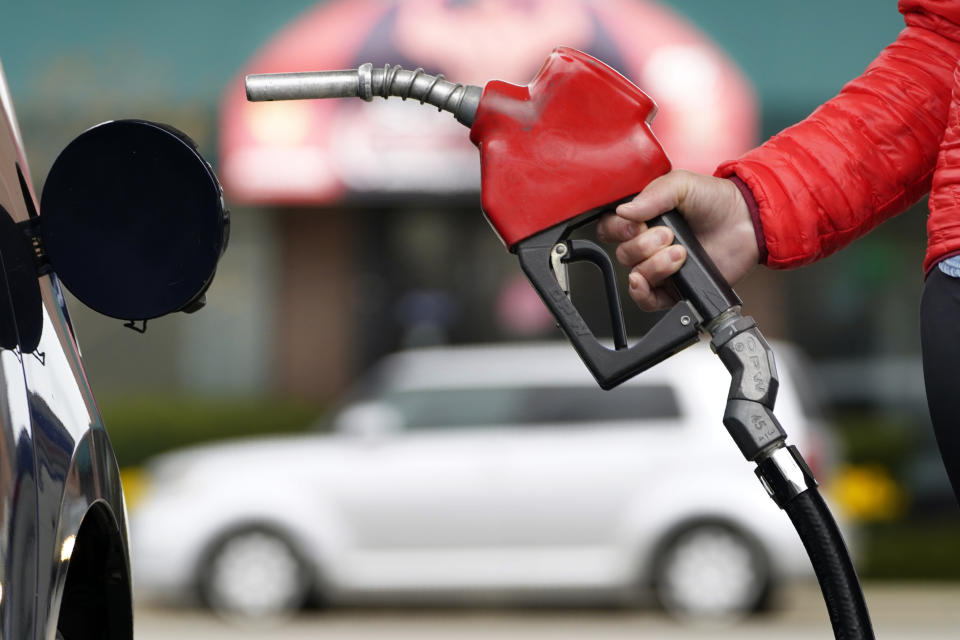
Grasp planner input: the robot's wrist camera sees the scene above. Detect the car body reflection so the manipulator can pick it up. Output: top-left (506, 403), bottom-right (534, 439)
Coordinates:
top-left (0, 62), bottom-right (132, 639)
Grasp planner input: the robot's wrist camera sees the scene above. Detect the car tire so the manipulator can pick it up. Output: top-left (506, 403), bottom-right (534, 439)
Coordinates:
top-left (652, 522), bottom-right (770, 621)
top-left (200, 527), bottom-right (312, 619)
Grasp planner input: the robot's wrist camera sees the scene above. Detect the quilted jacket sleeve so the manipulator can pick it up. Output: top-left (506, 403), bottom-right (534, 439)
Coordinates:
top-left (714, 1), bottom-right (960, 269)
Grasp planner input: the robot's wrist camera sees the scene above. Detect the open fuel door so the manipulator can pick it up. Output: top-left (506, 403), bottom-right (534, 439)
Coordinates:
top-left (14, 120), bottom-right (229, 342)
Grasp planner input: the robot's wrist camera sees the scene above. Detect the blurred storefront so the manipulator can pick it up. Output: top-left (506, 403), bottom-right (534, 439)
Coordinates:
top-left (219, 0), bottom-right (758, 399)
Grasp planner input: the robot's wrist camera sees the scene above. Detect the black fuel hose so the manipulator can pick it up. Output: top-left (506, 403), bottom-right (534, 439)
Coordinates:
top-left (785, 489), bottom-right (874, 639)
top-left (711, 313), bottom-right (874, 639)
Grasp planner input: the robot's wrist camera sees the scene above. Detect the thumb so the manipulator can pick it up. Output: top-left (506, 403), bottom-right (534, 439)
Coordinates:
top-left (615, 170), bottom-right (694, 223)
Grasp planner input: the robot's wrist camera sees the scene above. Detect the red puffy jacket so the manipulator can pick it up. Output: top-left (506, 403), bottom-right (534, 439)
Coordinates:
top-left (715, 0), bottom-right (960, 276)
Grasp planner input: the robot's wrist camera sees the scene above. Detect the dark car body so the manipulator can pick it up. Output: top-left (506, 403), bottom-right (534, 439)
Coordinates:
top-left (0, 63), bottom-right (131, 639)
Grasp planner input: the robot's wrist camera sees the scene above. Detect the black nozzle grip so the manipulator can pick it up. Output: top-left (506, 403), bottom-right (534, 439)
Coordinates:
top-left (516, 227), bottom-right (700, 390)
top-left (648, 210), bottom-right (741, 323)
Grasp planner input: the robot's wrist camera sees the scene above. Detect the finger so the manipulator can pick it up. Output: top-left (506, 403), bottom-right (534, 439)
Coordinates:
top-left (635, 244), bottom-right (686, 289)
top-left (596, 213), bottom-right (642, 244)
top-left (615, 170), bottom-right (691, 223)
top-left (615, 226), bottom-right (674, 267)
top-left (627, 270), bottom-right (677, 311)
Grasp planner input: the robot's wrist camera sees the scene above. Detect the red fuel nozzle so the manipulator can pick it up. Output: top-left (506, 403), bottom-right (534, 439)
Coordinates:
top-left (469, 47), bottom-right (671, 249)
top-left (246, 49), bottom-right (672, 249)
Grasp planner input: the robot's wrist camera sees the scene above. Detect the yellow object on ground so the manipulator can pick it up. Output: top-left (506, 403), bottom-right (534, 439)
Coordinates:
top-left (829, 464), bottom-right (905, 522)
top-left (119, 467), bottom-right (147, 511)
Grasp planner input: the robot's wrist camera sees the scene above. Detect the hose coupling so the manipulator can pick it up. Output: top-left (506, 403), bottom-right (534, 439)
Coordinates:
top-left (755, 445), bottom-right (818, 509)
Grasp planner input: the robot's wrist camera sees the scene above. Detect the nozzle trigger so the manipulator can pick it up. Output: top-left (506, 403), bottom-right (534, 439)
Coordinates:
top-left (550, 243), bottom-right (571, 298)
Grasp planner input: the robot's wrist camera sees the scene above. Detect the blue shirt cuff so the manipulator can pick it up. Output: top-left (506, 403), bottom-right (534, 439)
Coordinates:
top-left (938, 255), bottom-right (960, 278)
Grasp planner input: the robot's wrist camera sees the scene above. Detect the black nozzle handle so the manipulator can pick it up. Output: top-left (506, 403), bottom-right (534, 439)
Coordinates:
top-left (648, 210), bottom-right (741, 324)
top-left (516, 223), bottom-right (701, 389)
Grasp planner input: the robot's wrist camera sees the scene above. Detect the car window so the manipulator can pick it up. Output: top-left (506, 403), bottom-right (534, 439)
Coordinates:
top-left (383, 384), bottom-right (680, 430)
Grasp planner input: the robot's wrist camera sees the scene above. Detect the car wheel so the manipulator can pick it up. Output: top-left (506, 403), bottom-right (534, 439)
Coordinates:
top-left (200, 527), bottom-right (311, 619)
top-left (653, 523), bottom-right (770, 621)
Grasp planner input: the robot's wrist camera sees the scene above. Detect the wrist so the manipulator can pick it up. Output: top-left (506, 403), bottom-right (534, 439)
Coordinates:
top-left (727, 175), bottom-right (766, 265)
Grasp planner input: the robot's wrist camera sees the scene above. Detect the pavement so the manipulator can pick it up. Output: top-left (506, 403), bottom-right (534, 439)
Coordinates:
top-left (134, 582), bottom-right (960, 639)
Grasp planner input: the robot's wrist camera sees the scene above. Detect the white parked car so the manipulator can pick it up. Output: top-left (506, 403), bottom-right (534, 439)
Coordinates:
top-left (130, 340), bottom-right (835, 619)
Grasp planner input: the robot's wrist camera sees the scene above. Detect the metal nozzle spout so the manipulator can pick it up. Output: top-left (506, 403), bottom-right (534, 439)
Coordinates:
top-left (245, 63), bottom-right (482, 127)
top-left (245, 70), bottom-right (362, 102)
